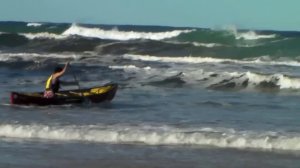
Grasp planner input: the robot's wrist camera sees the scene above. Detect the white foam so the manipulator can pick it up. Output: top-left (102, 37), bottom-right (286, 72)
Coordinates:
top-left (223, 25), bottom-right (276, 40)
top-left (166, 41), bottom-right (223, 48)
top-left (276, 75), bottom-right (300, 89)
top-left (192, 42), bottom-right (223, 48)
top-left (0, 53), bottom-right (81, 61)
top-left (62, 24), bottom-right (194, 41)
top-left (109, 65), bottom-right (158, 83)
top-left (1, 124), bottom-right (300, 151)
top-left (185, 70), bottom-right (300, 90)
top-left (112, 57), bottom-right (300, 90)
top-left (109, 65), bottom-right (151, 71)
top-left (236, 31), bottom-right (276, 40)
top-left (204, 71), bottom-right (300, 90)
top-left (123, 54), bottom-right (225, 64)
top-left (123, 54), bottom-right (300, 67)
top-left (27, 23), bottom-right (42, 27)
top-left (245, 72), bottom-right (300, 89)
top-left (22, 32), bottom-right (67, 40)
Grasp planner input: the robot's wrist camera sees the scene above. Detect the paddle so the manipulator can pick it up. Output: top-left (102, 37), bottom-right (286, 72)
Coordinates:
top-left (72, 71), bottom-right (81, 90)
top-left (69, 63), bottom-right (84, 97)
top-left (68, 62), bottom-right (80, 89)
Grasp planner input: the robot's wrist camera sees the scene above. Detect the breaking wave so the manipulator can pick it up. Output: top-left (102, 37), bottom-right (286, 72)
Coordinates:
top-left (235, 31), bottom-right (276, 40)
top-left (0, 123), bottom-right (300, 152)
top-left (123, 54), bottom-right (300, 67)
top-left (114, 67), bottom-right (300, 90)
top-left (203, 71), bottom-right (300, 90)
top-left (0, 52), bottom-right (82, 62)
top-left (224, 25), bottom-right (277, 40)
top-left (22, 32), bottom-right (66, 40)
top-left (110, 59), bottom-right (300, 90)
top-left (1, 22), bottom-right (300, 59)
top-left (62, 24), bottom-right (194, 41)
top-left (27, 22), bottom-right (43, 27)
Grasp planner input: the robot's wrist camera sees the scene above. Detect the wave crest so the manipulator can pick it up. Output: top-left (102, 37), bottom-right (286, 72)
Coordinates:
top-left (224, 25), bottom-right (277, 40)
top-left (27, 22), bottom-right (42, 27)
top-left (62, 24), bottom-right (194, 41)
top-left (22, 32), bottom-right (67, 40)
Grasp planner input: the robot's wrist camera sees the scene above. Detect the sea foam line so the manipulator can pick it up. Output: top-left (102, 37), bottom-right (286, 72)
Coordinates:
top-left (1, 124), bottom-right (300, 151)
top-left (0, 53), bottom-right (81, 61)
top-left (123, 54), bottom-right (300, 67)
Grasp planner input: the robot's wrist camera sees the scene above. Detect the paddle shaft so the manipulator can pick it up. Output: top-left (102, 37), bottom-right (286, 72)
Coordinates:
top-left (68, 63), bottom-right (84, 97)
top-left (68, 63), bottom-right (80, 89)
top-left (73, 73), bottom-right (81, 89)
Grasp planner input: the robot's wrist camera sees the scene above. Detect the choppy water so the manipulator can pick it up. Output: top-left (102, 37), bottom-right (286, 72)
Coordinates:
top-left (1, 21), bottom-right (300, 167)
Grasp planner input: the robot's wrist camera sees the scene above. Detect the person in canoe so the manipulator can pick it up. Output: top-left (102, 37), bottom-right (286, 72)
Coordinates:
top-left (44, 62), bottom-right (76, 98)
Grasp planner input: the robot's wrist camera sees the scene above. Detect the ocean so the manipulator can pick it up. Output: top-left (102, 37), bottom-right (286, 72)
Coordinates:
top-left (1, 21), bottom-right (300, 167)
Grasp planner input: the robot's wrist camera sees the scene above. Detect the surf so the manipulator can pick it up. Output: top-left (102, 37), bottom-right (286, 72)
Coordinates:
top-left (123, 54), bottom-right (300, 67)
top-left (1, 123), bottom-right (300, 152)
top-left (62, 24), bottom-right (194, 41)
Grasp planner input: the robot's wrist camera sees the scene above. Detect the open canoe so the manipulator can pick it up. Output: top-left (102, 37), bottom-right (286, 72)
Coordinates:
top-left (10, 83), bottom-right (118, 106)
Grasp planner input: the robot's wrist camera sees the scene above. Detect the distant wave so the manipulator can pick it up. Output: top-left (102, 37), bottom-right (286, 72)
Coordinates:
top-left (109, 65), bottom-right (152, 71)
top-left (166, 41), bottom-right (224, 48)
top-left (1, 123), bottom-right (300, 152)
top-left (22, 32), bottom-right (67, 40)
top-left (223, 25), bottom-right (277, 40)
top-left (0, 53), bottom-right (82, 62)
top-left (236, 31), bottom-right (276, 40)
top-left (123, 54), bottom-right (228, 63)
top-left (27, 22), bottom-right (42, 27)
top-left (192, 42), bottom-right (224, 47)
top-left (1, 22), bottom-right (300, 61)
top-left (123, 54), bottom-right (300, 67)
top-left (15, 24), bottom-right (194, 41)
top-left (62, 24), bottom-right (194, 41)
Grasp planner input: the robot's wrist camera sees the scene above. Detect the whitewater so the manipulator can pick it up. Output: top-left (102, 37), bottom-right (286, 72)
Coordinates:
top-left (1, 21), bottom-right (300, 167)
top-left (2, 123), bottom-right (300, 151)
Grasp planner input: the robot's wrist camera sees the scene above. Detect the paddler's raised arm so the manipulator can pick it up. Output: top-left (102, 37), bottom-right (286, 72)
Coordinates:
top-left (53, 62), bottom-right (69, 79)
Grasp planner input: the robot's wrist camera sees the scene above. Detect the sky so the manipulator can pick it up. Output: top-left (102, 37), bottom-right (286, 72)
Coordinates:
top-left (0, 0), bottom-right (299, 31)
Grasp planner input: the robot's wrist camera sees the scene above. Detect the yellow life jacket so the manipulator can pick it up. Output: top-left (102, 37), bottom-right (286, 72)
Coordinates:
top-left (45, 75), bottom-right (53, 91)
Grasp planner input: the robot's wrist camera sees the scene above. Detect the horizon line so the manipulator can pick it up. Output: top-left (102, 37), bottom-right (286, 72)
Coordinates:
top-left (1, 20), bottom-right (300, 32)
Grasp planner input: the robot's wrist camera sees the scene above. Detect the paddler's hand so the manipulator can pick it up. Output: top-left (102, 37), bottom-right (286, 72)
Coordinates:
top-left (60, 61), bottom-right (70, 74)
